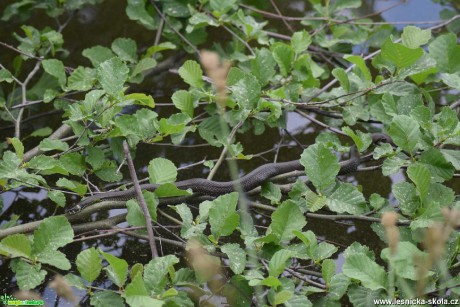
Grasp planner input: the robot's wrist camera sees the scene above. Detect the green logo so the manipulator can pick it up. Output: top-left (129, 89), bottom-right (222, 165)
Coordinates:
top-left (0, 294), bottom-right (44, 306)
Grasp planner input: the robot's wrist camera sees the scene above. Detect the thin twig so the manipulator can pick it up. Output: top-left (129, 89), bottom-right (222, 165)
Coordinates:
top-left (15, 61), bottom-right (41, 139)
top-left (154, 18), bottom-right (165, 46)
top-left (123, 141), bottom-right (158, 258)
top-left (250, 202), bottom-right (411, 226)
top-left (269, 0), bottom-right (294, 32)
top-left (295, 109), bottom-right (346, 136)
top-left (207, 120), bottom-right (244, 180)
top-left (149, 0), bottom-right (200, 57)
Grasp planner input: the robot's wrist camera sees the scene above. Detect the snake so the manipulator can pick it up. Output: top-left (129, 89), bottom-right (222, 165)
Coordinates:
top-left (65, 133), bottom-right (392, 214)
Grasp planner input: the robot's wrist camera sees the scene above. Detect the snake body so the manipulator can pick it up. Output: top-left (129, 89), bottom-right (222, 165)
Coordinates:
top-left (66, 133), bottom-right (391, 214)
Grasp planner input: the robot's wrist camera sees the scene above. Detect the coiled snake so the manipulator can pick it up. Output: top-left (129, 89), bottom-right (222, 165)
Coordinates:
top-left (65, 133), bottom-right (391, 214)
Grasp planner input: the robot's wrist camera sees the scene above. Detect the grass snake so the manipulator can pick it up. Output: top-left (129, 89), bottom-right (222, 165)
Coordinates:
top-left (66, 133), bottom-right (391, 214)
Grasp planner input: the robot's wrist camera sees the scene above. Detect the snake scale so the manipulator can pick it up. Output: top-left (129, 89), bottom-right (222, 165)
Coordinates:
top-left (65, 133), bottom-right (392, 214)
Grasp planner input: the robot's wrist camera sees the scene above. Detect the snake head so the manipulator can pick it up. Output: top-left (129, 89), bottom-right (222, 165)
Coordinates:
top-left (372, 133), bottom-right (393, 146)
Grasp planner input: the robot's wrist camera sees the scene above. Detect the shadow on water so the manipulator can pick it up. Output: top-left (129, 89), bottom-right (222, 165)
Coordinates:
top-left (0, 0), bottom-right (458, 304)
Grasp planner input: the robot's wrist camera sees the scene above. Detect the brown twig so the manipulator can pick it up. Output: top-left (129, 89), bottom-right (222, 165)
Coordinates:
top-left (122, 140), bottom-right (158, 258)
top-left (269, 0), bottom-right (294, 33)
top-left (22, 124), bottom-right (72, 162)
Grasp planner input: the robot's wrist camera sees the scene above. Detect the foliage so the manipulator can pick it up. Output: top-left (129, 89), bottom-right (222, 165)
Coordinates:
top-left (0, 0), bottom-right (460, 306)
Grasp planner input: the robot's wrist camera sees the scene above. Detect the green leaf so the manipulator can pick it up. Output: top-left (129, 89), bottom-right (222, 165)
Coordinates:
top-left (388, 115), bottom-right (420, 152)
top-left (91, 291), bottom-right (125, 307)
top-left (97, 57), bottom-right (129, 96)
top-left (291, 30), bottom-right (311, 55)
top-left (126, 193), bottom-right (158, 227)
top-left (208, 192), bottom-right (240, 238)
top-left (60, 152), bottom-right (86, 176)
top-left (347, 285), bottom-right (386, 307)
top-left (269, 249), bottom-right (293, 277)
top-left (145, 42), bottom-right (176, 57)
top-left (178, 60), bottom-right (203, 89)
top-left (48, 190), bottom-right (66, 207)
top-left (30, 127), bottom-right (53, 137)
top-left (407, 164), bottom-right (430, 202)
top-left (32, 216), bottom-right (74, 256)
top-left (95, 163), bottom-right (123, 182)
top-left (267, 200), bottom-right (306, 243)
top-left (285, 295), bottom-right (312, 307)
top-left (381, 241), bottom-right (433, 280)
top-left (9, 137), bottom-right (24, 160)
top-left (36, 249), bottom-right (70, 270)
top-left (393, 182), bottom-right (419, 216)
top-left (172, 204), bottom-right (193, 227)
top-left (272, 43), bottom-right (294, 77)
top-left (76, 247), bottom-right (102, 283)
top-left (261, 182), bottom-right (282, 205)
top-left (327, 183), bottom-right (367, 214)
top-left (374, 81), bottom-right (418, 96)
top-left (125, 93), bottom-right (155, 108)
top-left (425, 183), bottom-right (454, 210)
top-left (67, 66), bottom-right (96, 91)
top-left (304, 190), bottom-right (327, 212)
top-left (221, 243), bottom-right (246, 275)
top-left (82, 46), bottom-right (115, 67)
top-left (42, 59), bottom-right (66, 86)
top-left (0, 234), bottom-right (32, 259)
top-left (328, 274), bottom-right (350, 301)
top-left (39, 138), bottom-right (69, 152)
top-left (250, 48), bottom-right (276, 86)
top-left (231, 73), bottom-right (261, 110)
top-left (401, 26), bottom-right (432, 49)
top-left (420, 148), bottom-right (455, 182)
top-left (86, 146), bottom-right (105, 169)
top-left (65, 273), bottom-right (87, 290)
top-left (300, 143), bottom-right (340, 191)
top-left (171, 90), bottom-right (194, 117)
top-left (131, 57), bottom-right (157, 78)
top-left (441, 149), bottom-right (460, 170)
top-left (0, 67), bottom-right (13, 83)
top-left (273, 290), bottom-right (293, 305)
top-left (10, 259), bottom-right (47, 290)
top-left (148, 157), bottom-right (177, 184)
top-left (428, 33), bottom-right (460, 73)
top-left (111, 37), bottom-right (137, 63)
top-left (0, 151), bottom-right (41, 185)
top-left (441, 72), bottom-right (460, 91)
top-left (100, 250), bottom-right (128, 288)
top-left (332, 0), bottom-right (361, 11)
top-left (162, 0), bottom-right (191, 17)
top-left (381, 39), bottom-right (423, 69)
top-left (144, 254), bottom-right (179, 293)
top-left (316, 242), bottom-right (338, 262)
top-left (56, 178), bottom-right (87, 195)
top-left (126, 0), bottom-right (159, 30)
top-left (210, 0), bottom-right (237, 14)
top-left (154, 183), bottom-right (192, 198)
top-left (187, 12), bottom-right (220, 32)
top-left (125, 273), bottom-right (163, 306)
top-left (342, 254), bottom-right (386, 291)
top-left (332, 67), bottom-right (350, 92)
top-left (322, 259), bottom-right (335, 286)
top-left (410, 201), bottom-right (444, 230)
top-left (344, 55), bottom-right (371, 81)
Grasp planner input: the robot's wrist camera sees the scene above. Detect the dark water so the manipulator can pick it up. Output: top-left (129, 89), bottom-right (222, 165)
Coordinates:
top-left (0, 0), bottom-right (457, 304)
